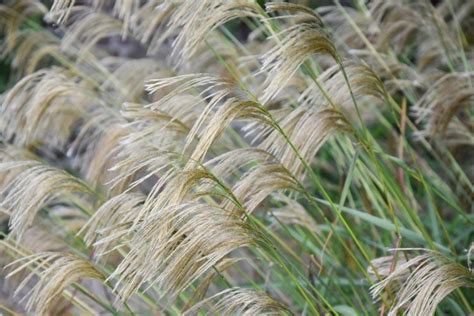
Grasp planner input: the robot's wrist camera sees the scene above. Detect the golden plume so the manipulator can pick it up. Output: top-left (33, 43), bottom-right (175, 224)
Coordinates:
top-left (370, 249), bottom-right (474, 316)
top-left (109, 203), bottom-right (259, 300)
top-left (0, 159), bottom-right (92, 240)
top-left (6, 252), bottom-right (104, 315)
top-left (184, 287), bottom-right (291, 315)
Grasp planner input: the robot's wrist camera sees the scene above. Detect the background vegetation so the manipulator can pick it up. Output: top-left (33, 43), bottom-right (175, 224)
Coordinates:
top-left (0, 0), bottom-right (473, 315)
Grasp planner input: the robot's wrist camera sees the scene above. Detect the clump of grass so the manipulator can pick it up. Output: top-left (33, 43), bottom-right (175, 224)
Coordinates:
top-left (0, 0), bottom-right (472, 315)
